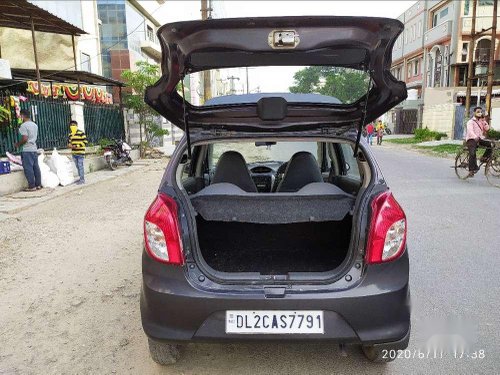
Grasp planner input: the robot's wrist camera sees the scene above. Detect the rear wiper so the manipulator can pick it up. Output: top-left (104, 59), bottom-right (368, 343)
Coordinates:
top-left (353, 73), bottom-right (373, 158)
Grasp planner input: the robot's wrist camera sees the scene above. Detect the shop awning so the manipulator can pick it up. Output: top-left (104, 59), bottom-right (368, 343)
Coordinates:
top-left (0, 0), bottom-right (86, 35)
top-left (7, 68), bottom-right (125, 87)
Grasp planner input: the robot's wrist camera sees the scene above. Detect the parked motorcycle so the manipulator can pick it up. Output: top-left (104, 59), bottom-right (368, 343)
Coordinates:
top-left (103, 139), bottom-right (133, 170)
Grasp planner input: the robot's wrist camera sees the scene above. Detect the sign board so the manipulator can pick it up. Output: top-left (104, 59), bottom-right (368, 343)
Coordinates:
top-left (0, 59), bottom-right (12, 79)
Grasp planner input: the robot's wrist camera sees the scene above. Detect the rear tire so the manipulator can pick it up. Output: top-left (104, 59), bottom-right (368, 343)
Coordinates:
top-left (125, 157), bottom-right (133, 166)
top-left (106, 155), bottom-right (117, 170)
top-left (385, 128), bottom-right (392, 135)
top-left (454, 149), bottom-right (470, 180)
top-left (361, 345), bottom-right (395, 363)
top-left (485, 155), bottom-right (500, 188)
top-left (148, 339), bottom-right (181, 365)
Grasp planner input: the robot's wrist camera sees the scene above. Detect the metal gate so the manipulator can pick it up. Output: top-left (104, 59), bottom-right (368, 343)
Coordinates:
top-left (454, 105), bottom-right (466, 140)
top-left (83, 103), bottom-right (124, 144)
top-left (0, 94), bottom-right (71, 155)
top-left (394, 108), bottom-right (418, 134)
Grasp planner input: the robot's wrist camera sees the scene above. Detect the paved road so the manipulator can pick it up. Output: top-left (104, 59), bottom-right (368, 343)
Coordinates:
top-left (0, 146), bottom-right (499, 374)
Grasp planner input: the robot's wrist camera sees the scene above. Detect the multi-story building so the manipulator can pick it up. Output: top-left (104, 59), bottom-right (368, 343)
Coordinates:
top-left (389, 0), bottom-right (500, 137)
top-left (96, 0), bottom-right (163, 82)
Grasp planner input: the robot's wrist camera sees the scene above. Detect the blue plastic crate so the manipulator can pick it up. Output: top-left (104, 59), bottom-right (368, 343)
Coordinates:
top-left (0, 161), bottom-right (11, 174)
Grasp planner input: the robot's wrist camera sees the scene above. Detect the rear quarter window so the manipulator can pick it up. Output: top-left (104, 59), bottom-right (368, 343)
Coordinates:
top-left (339, 143), bottom-right (361, 180)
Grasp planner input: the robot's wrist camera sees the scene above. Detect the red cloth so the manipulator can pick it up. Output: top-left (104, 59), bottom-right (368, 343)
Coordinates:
top-left (366, 124), bottom-right (374, 134)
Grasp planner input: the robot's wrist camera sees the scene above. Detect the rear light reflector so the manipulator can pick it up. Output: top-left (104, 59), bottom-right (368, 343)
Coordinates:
top-left (366, 191), bottom-right (407, 264)
top-left (144, 193), bottom-right (184, 265)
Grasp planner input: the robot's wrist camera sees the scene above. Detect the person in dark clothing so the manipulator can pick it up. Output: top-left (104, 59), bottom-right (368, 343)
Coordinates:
top-left (14, 109), bottom-right (42, 191)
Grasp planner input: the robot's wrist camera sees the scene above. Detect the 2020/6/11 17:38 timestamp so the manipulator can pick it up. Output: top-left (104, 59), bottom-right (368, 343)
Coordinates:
top-left (381, 349), bottom-right (486, 360)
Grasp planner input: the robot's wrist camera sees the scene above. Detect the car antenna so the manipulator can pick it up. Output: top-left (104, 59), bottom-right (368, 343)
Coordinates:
top-left (353, 73), bottom-right (373, 158)
top-left (180, 73), bottom-right (192, 160)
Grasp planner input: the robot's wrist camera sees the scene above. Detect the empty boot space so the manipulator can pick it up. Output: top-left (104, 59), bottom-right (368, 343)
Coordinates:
top-left (196, 216), bottom-right (352, 274)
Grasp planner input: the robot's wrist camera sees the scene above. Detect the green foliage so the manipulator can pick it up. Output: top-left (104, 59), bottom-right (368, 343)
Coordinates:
top-left (98, 138), bottom-right (114, 148)
top-left (386, 137), bottom-right (422, 144)
top-left (414, 127), bottom-right (448, 142)
top-left (0, 105), bottom-right (10, 122)
top-left (121, 61), bottom-right (169, 155)
top-left (487, 128), bottom-right (500, 140)
top-left (289, 67), bottom-right (370, 103)
top-left (416, 144), bottom-right (461, 154)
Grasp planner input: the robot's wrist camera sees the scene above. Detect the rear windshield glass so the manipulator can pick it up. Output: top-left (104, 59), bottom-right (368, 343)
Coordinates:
top-left (182, 66), bottom-right (370, 106)
top-left (210, 141), bottom-right (320, 166)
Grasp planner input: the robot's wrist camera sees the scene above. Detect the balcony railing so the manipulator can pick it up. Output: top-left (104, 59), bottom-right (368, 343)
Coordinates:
top-left (462, 16), bottom-right (500, 33)
top-left (424, 20), bottom-right (452, 46)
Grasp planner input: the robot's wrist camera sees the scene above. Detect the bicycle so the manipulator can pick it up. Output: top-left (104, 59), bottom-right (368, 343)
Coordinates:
top-left (455, 139), bottom-right (500, 187)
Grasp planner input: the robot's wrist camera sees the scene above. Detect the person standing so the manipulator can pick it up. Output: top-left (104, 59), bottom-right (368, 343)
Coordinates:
top-left (375, 120), bottom-right (385, 145)
top-left (67, 120), bottom-right (88, 185)
top-left (365, 122), bottom-right (375, 145)
top-left (14, 109), bottom-right (42, 191)
top-left (465, 107), bottom-right (493, 176)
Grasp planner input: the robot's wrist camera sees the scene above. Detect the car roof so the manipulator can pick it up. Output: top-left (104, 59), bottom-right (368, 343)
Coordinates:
top-left (204, 93), bottom-right (342, 106)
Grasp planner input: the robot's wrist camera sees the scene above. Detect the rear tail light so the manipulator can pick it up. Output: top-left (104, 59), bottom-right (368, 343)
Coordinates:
top-left (143, 193), bottom-right (184, 265)
top-left (366, 191), bottom-right (407, 264)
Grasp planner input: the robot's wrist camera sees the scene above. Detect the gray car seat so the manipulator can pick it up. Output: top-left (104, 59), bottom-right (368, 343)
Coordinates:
top-left (212, 151), bottom-right (257, 192)
top-left (277, 151), bottom-right (323, 192)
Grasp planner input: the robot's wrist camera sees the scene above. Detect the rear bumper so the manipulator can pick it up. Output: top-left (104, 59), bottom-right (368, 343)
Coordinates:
top-left (141, 251), bottom-right (410, 346)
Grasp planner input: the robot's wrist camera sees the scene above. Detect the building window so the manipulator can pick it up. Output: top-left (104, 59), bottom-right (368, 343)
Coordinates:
top-left (414, 59), bottom-right (419, 76)
top-left (464, 0), bottom-right (470, 15)
top-left (432, 6), bottom-right (448, 27)
top-left (408, 63), bottom-right (412, 78)
top-left (461, 42), bottom-right (469, 62)
top-left (427, 54), bottom-right (433, 87)
top-left (80, 52), bottom-right (91, 72)
top-left (440, 7), bottom-right (449, 18)
top-left (434, 49), bottom-right (442, 87)
top-left (147, 25), bottom-right (154, 42)
top-left (479, 0), bottom-right (494, 6)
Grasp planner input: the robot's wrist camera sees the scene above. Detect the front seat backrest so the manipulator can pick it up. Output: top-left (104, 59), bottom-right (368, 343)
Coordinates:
top-left (212, 151), bottom-right (257, 192)
top-left (277, 151), bottom-right (323, 192)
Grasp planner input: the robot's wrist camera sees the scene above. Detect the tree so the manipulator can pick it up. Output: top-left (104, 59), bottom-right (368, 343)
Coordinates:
top-left (121, 61), bottom-right (168, 156)
top-left (289, 67), bottom-right (369, 104)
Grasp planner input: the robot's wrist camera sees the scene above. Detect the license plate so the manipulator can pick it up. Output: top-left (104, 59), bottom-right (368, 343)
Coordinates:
top-left (226, 310), bottom-right (324, 334)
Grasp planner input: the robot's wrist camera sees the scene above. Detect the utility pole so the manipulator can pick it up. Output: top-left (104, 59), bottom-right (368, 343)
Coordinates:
top-left (227, 76), bottom-right (240, 94)
top-left (465, 0), bottom-right (478, 124)
top-left (485, 0), bottom-right (498, 120)
top-left (201, 0), bottom-right (212, 102)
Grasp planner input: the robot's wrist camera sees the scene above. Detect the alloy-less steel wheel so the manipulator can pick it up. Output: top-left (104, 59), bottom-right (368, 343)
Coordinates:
top-left (454, 149), bottom-right (471, 180)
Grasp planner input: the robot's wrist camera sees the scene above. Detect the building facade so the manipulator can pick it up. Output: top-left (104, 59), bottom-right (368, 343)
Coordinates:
top-left (96, 0), bottom-right (162, 81)
top-left (390, 0), bottom-right (500, 137)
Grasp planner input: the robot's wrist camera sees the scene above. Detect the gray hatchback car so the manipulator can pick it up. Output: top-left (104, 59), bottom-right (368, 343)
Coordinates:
top-left (141, 16), bottom-right (410, 365)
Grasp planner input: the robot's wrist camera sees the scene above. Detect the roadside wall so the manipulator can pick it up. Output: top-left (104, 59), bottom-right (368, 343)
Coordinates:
top-left (0, 149), bottom-right (140, 196)
top-left (422, 87), bottom-right (457, 136)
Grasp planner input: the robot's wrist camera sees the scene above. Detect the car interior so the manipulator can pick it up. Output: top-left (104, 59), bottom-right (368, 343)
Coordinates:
top-left (177, 140), bottom-right (371, 275)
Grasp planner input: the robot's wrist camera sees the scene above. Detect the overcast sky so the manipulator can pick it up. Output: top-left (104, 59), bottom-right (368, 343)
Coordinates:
top-left (154, 1), bottom-right (417, 93)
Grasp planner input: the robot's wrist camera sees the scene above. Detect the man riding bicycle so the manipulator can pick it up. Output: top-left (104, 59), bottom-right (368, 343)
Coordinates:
top-left (465, 107), bottom-right (493, 177)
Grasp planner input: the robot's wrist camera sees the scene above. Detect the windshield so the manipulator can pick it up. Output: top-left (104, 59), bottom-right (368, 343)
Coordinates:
top-left (210, 141), bottom-right (320, 165)
top-left (182, 66), bottom-right (370, 106)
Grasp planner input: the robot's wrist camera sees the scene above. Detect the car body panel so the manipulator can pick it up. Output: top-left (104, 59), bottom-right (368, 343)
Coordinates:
top-left (145, 16), bottom-right (407, 131)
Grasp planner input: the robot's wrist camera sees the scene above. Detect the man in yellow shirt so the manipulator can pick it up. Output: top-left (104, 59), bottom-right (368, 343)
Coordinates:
top-left (67, 120), bottom-right (88, 185)
top-left (375, 120), bottom-right (385, 145)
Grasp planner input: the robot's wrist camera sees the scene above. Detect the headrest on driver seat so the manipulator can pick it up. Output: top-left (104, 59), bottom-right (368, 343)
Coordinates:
top-left (212, 151), bottom-right (257, 193)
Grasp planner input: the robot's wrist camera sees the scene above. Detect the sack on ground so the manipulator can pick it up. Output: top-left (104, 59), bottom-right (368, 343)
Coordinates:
top-left (38, 152), bottom-right (59, 188)
top-left (50, 148), bottom-right (75, 186)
